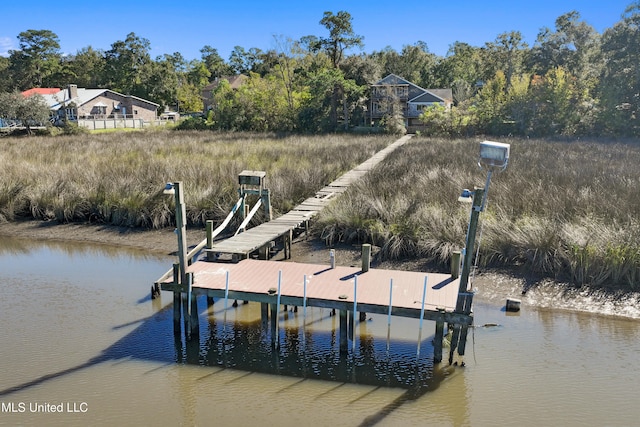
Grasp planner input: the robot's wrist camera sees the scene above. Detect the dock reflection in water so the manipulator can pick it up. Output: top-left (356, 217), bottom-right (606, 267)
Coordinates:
top-left (176, 300), bottom-right (444, 394)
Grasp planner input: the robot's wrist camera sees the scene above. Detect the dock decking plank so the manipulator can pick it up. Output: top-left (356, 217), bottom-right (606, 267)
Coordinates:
top-left (173, 259), bottom-right (462, 320)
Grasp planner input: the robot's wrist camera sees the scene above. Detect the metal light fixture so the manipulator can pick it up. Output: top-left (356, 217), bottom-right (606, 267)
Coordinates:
top-left (479, 141), bottom-right (510, 172)
top-left (458, 188), bottom-right (473, 203)
top-left (163, 182), bottom-right (175, 195)
top-left (458, 140), bottom-right (511, 291)
top-left (478, 141), bottom-right (510, 211)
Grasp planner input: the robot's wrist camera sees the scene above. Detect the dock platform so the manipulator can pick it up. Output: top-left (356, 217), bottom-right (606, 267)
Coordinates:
top-left (161, 258), bottom-right (469, 323)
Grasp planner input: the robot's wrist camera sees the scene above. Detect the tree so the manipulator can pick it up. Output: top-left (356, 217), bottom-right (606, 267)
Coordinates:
top-left (66, 46), bottom-right (106, 88)
top-left (104, 32), bottom-right (152, 97)
top-left (273, 36), bottom-right (303, 113)
top-left (143, 56), bottom-right (179, 109)
top-left (200, 46), bottom-right (232, 81)
top-left (376, 85), bottom-right (406, 135)
top-left (0, 92), bottom-right (20, 121)
top-left (0, 56), bottom-right (12, 92)
top-left (312, 11), bottom-right (364, 130)
top-left (9, 29), bottom-right (62, 89)
top-left (229, 46), bottom-right (265, 74)
top-left (474, 70), bottom-right (508, 133)
top-left (298, 68), bottom-right (361, 132)
top-left (372, 42), bottom-right (438, 89)
top-left (433, 42), bottom-right (484, 88)
top-left (317, 11), bottom-right (363, 69)
top-left (528, 67), bottom-right (579, 135)
top-left (0, 91), bottom-right (50, 134)
top-left (483, 31), bottom-right (528, 90)
top-left (529, 11), bottom-right (601, 94)
top-left (597, 2), bottom-right (640, 135)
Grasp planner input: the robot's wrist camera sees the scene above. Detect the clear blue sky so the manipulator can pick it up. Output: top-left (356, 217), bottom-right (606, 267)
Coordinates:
top-left (0, 1), bottom-right (634, 60)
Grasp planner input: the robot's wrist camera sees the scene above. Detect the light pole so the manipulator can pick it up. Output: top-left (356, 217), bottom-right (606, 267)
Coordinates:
top-left (164, 181), bottom-right (197, 340)
top-left (457, 141), bottom-right (510, 297)
top-left (449, 141), bottom-right (510, 364)
top-left (164, 182), bottom-right (188, 286)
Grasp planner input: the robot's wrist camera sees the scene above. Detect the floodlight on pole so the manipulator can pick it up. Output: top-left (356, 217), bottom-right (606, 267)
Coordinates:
top-left (479, 141), bottom-right (510, 171)
top-left (457, 141), bottom-right (511, 295)
top-left (163, 181), bottom-right (187, 287)
top-left (477, 141), bottom-right (510, 211)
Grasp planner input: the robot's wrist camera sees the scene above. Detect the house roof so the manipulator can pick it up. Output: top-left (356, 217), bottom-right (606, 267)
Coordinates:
top-left (30, 86), bottom-right (159, 110)
top-left (373, 74), bottom-right (452, 104)
top-left (202, 75), bottom-right (248, 92)
top-left (22, 88), bottom-right (61, 96)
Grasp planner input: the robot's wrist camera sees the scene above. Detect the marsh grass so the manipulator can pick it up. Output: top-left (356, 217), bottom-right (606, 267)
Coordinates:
top-left (0, 130), bottom-right (393, 228)
top-left (316, 137), bottom-right (640, 289)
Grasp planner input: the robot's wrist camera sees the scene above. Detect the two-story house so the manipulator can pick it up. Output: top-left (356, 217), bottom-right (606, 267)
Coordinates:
top-left (370, 74), bottom-right (452, 132)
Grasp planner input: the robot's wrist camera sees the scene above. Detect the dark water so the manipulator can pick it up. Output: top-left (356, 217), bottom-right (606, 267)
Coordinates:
top-left (0, 237), bottom-right (639, 426)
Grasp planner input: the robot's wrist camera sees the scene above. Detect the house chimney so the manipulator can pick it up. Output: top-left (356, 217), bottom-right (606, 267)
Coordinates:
top-left (68, 84), bottom-right (78, 99)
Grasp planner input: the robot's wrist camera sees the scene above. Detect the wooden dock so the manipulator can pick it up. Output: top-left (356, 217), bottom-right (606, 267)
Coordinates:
top-left (157, 134), bottom-right (476, 365)
top-left (162, 259), bottom-right (468, 321)
top-left (206, 135), bottom-right (413, 260)
top-left (160, 258), bottom-right (472, 363)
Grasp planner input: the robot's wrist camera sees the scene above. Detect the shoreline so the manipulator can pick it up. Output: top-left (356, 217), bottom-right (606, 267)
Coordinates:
top-left (2, 219), bottom-right (639, 319)
top-left (0, 219), bottom-right (201, 256)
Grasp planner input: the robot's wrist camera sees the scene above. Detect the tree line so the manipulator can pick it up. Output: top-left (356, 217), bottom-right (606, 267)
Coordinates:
top-left (1, 4), bottom-right (640, 136)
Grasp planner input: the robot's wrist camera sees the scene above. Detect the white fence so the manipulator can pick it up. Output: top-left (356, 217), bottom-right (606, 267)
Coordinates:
top-left (78, 118), bottom-right (147, 130)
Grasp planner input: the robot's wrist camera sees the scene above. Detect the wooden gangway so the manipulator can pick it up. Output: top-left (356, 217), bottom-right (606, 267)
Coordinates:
top-left (206, 134), bottom-right (413, 260)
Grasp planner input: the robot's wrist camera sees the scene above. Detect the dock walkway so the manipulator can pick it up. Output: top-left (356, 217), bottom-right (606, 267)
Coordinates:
top-left (207, 135), bottom-right (412, 259)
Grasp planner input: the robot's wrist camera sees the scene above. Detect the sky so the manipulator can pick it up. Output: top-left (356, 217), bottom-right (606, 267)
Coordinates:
top-left (0, 1), bottom-right (634, 60)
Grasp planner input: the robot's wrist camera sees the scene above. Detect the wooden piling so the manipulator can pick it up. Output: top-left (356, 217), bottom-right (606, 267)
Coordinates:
top-left (188, 274), bottom-right (199, 340)
top-left (173, 292), bottom-right (181, 337)
top-left (506, 298), bottom-right (521, 312)
top-left (451, 250), bottom-right (461, 279)
top-left (457, 325), bottom-right (469, 356)
top-left (270, 303), bottom-right (278, 347)
top-left (434, 311), bottom-right (445, 364)
top-left (339, 310), bottom-right (348, 354)
top-left (362, 244), bottom-right (371, 272)
top-left (259, 244), bottom-right (269, 260)
top-left (261, 302), bottom-right (269, 327)
top-left (172, 263), bottom-right (181, 337)
top-left (182, 292), bottom-right (189, 341)
top-left (206, 220), bottom-right (215, 261)
top-left (448, 325), bottom-right (461, 365)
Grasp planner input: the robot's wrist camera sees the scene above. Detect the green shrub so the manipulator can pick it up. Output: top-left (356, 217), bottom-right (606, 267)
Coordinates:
top-left (175, 116), bottom-right (209, 130)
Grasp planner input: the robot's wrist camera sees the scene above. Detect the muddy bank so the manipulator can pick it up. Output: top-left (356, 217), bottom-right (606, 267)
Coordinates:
top-left (2, 219), bottom-right (639, 319)
top-left (0, 219), bottom-right (202, 256)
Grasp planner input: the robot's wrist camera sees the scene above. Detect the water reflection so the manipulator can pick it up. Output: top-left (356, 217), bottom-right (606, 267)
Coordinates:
top-left (0, 234), bottom-right (160, 260)
top-left (4, 237), bottom-right (640, 426)
top-left (174, 299), bottom-right (447, 394)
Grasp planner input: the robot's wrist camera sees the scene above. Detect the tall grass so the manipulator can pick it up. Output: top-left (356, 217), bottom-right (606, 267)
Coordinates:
top-left (0, 130), bottom-right (393, 228)
top-left (316, 137), bottom-right (640, 289)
